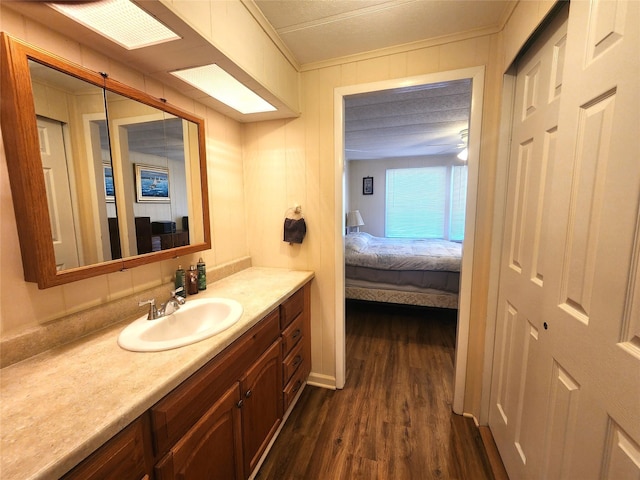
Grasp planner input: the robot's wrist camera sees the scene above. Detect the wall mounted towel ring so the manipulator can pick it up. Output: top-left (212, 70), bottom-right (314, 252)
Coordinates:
top-left (285, 205), bottom-right (303, 218)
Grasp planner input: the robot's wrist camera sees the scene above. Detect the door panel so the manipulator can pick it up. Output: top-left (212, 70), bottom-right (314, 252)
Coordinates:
top-left (490, 1), bottom-right (640, 478)
top-left (542, 0), bottom-right (640, 476)
top-left (38, 116), bottom-right (80, 270)
top-left (489, 6), bottom-right (568, 478)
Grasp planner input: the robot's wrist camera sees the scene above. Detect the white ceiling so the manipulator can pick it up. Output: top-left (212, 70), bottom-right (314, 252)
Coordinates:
top-left (344, 79), bottom-right (471, 160)
top-left (254, 0), bottom-right (514, 66)
top-left (254, 0), bottom-right (513, 160)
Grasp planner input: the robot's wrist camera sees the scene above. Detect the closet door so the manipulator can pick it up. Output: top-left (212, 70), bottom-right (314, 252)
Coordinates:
top-left (539, 0), bottom-right (639, 477)
top-left (490, 1), bottom-right (640, 478)
top-left (488, 6), bottom-right (569, 478)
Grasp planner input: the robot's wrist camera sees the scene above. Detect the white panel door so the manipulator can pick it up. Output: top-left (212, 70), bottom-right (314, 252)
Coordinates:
top-left (489, 6), bottom-right (568, 478)
top-left (541, 0), bottom-right (639, 477)
top-left (490, 1), bottom-right (640, 478)
top-left (38, 116), bottom-right (80, 270)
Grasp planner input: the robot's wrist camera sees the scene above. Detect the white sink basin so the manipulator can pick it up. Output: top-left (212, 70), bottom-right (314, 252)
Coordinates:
top-left (118, 298), bottom-right (243, 352)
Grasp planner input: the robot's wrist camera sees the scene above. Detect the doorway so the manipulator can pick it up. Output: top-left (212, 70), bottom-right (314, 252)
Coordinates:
top-left (334, 66), bottom-right (485, 413)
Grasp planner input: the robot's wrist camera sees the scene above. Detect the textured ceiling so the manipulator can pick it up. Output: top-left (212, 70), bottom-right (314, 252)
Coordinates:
top-left (254, 0), bottom-right (511, 160)
top-left (344, 79), bottom-right (471, 160)
top-left (255, 0), bottom-right (514, 66)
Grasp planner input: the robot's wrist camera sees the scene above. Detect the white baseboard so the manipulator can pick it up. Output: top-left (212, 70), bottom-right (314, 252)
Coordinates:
top-left (463, 411), bottom-right (481, 427)
top-left (306, 372), bottom-right (337, 390)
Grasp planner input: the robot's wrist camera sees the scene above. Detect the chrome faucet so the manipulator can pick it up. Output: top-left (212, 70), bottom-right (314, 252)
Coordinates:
top-left (139, 287), bottom-right (186, 320)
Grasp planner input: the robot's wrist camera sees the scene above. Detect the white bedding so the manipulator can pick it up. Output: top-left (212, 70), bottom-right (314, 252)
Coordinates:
top-left (345, 232), bottom-right (462, 272)
top-left (344, 232), bottom-right (462, 309)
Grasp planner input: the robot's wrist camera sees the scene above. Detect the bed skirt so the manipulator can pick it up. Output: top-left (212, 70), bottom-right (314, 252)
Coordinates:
top-left (345, 285), bottom-right (458, 309)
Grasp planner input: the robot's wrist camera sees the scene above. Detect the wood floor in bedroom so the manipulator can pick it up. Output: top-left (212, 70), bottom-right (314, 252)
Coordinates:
top-left (255, 300), bottom-right (496, 480)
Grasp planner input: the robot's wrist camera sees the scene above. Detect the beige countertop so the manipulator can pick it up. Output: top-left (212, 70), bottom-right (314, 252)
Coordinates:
top-left (0, 267), bottom-right (314, 480)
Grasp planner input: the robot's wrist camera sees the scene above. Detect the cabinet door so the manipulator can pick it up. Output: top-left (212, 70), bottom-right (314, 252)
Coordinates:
top-left (155, 383), bottom-right (244, 480)
top-left (240, 339), bottom-right (283, 476)
top-left (63, 416), bottom-right (153, 480)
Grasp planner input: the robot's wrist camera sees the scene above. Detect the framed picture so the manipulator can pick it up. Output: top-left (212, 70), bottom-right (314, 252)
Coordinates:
top-left (103, 164), bottom-right (115, 202)
top-left (135, 164), bottom-right (170, 203)
top-left (363, 176), bottom-right (374, 195)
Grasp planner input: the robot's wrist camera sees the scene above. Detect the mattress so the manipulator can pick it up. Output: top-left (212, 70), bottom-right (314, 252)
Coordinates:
top-left (345, 265), bottom-right (460, 293)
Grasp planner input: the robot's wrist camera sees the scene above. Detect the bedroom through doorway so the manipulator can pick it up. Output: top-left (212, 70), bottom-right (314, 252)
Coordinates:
top-left (334, 66), bottom-right (485, 413)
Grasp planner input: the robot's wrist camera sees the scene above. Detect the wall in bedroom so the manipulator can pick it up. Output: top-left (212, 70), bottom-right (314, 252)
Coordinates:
top-left (347, 155), bottom-right (460, 237)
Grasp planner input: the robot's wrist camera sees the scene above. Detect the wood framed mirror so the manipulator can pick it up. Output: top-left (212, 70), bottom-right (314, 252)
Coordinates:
top-left (1, 33), bottom-right (210, 288)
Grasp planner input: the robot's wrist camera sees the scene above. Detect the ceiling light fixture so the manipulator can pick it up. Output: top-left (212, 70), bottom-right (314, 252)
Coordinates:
top-left (171, 64), bottom-right (277, 115)
top-left (49, 0), bottom-right (181, 50)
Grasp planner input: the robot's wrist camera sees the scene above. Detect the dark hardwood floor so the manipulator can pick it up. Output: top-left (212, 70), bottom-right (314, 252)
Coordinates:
top-left (256, 301), bottom-right (495, 479)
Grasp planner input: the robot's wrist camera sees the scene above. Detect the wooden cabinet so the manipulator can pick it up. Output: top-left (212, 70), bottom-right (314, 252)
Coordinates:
top-left (152, 308), bottom-right (281, 480)
top-left (62, 415), bottom-right (154, 480)
top-left (241, 339), bottom-right (283, 474)
top-left (280, 283), bottom-right (311, 412)
top-left (150, 309), bottom-right (280, 457)
top-left (155, 383), bottom-right (244, 480)
top-left (62, 281), bottom-right (311, 480)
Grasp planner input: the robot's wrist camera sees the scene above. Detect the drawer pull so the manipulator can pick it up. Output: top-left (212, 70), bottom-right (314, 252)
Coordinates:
top-left (292, 329), bottom-right (301, 340)
top-left (292, 379), bottom-right (302, 394)
top-left (245, 389), bottom-right (252, 398)
top-left (236, 399), bottom-right (244, 409)
top-left (292, 355), bottom-right (302, 368)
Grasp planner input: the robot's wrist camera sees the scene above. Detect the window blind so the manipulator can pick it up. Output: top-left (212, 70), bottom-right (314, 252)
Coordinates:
top-left (385, 165), bottom-right (467, 240)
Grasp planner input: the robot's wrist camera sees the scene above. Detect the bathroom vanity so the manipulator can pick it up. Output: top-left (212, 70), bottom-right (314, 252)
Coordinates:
top-left (0, 267), bottom-right (313, 480)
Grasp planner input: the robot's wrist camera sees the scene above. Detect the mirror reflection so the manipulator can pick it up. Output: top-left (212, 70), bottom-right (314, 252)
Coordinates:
top-left (29, 59), bottom-right (113, 270)
top-left (28, 60), bottom-right (205, 271)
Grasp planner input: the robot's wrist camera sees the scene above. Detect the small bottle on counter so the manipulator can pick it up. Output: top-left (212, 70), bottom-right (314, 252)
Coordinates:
top-left (197, 257), bottom-right (207, 291)
top-left (187, 265), bottom-right (199, 295)
top-left (175, 265), bottom-right (186, 298)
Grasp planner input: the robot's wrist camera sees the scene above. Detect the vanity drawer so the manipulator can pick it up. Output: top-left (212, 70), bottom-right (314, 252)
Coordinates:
top-left (283, 361), bottom-right (307, 412)
top-left (280, 288), bottom-right (304, 329)
top-left (281, 312), bottom-right (304, 357)
top-left (150, 308), bottom-right (280, 456)
top-left (282, 340), bottom-right (304, 385)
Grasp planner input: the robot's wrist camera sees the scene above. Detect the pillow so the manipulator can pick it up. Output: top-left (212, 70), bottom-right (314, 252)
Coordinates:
top-left (345, 232), bottom-right (372, 252)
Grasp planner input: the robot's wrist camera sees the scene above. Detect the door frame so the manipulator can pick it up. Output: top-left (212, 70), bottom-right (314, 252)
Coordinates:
top-left (479, 71), bottom-right (517, 424)
top-left (333, 66), bottom-right (485, 414)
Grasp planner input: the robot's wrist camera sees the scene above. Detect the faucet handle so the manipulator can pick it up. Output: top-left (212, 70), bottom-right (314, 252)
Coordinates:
top-left (171, 287), bottom-right (186, 304)
top-left (139, 298), bottom-right (158, 320)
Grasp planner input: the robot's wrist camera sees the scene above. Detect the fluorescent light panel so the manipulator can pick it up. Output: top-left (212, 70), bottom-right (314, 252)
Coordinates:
top-left (49, 0), bottom-right (180, 50)
top-left (171, 64), bottom-right (276, 115)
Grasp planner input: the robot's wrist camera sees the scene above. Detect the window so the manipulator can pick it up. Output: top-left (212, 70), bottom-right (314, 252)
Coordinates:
top-left (385, 166), bottom-right (467, 240)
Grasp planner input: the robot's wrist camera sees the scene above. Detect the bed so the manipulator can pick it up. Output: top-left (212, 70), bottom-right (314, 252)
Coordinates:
top-left (344, 232), bottom-right (461, 309)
